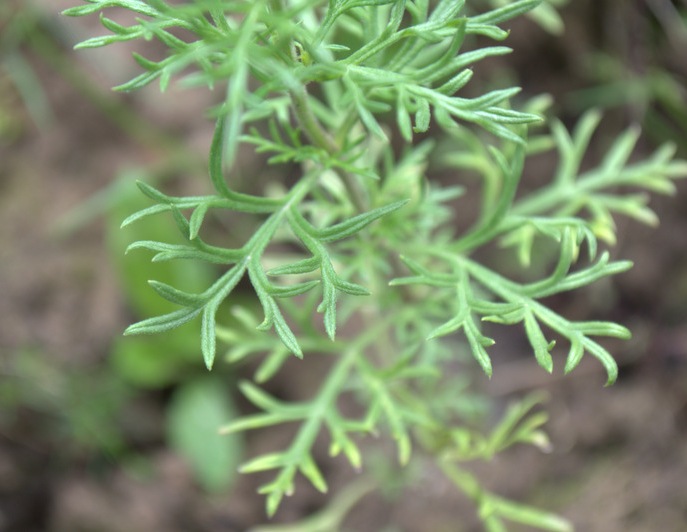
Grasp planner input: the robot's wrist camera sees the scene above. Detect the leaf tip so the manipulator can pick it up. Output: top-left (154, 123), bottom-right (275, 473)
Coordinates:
top-left (603, 371), bottom-right (618, 387)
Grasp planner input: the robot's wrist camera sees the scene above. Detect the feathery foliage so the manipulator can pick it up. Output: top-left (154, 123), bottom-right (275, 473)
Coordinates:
top-left (65, 0), bottom-right (686, 527)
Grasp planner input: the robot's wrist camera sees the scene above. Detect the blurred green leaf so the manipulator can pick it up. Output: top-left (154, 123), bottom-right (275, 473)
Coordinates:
top-left (110, 333), bottom-right (198, 388)
top-left (167, 377), bottom-right (243, 492)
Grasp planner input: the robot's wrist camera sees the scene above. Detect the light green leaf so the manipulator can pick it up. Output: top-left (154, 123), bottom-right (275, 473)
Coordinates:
top-left (124, 307), bottom-right (202, 335)
top-left (490, 495), bottom-right (573, 532)
top-left (523, 311), bottom-right (553, 373)
top-left (471, 0), bottom-right (542, 25)
top-left (167, 377), bottom-right (243, 492)
top-left (268, 257), bottom-right (320, 276)
top-left (240, 453), bottom-right (286, 474)
top-left (148, 280), bottom-right (203, 306)
top-left (414, 98), bottom-right (431, 133)
top-left (299, 454), bottom-right (328, 493)
top-left (317, 200), bottom-right (409, 242)
top-left (63, 0), bottom-right (160, 18)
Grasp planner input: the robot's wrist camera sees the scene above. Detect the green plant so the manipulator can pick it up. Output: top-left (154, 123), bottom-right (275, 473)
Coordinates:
top-left (63, 0), bottom-right (686, 529)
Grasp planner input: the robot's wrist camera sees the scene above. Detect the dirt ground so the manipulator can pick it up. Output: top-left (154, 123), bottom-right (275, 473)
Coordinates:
top-left (1, 1), bottom-right (686, 531)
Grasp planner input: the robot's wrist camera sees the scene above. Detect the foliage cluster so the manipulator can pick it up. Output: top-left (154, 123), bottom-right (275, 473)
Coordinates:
top-left (64, 0), bottom-right (686, 529)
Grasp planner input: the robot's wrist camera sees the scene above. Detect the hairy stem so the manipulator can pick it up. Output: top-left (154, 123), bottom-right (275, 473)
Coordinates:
top-left (290, 84), bottom-right (369, 213)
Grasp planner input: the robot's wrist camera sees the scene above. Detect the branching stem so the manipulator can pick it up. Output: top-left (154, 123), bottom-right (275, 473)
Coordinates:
top-left (290, 84), bottom-right (369, 213)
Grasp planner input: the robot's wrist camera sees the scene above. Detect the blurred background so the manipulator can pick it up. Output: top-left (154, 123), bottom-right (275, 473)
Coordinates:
top-left (1, 1), bottom-right (686, 530)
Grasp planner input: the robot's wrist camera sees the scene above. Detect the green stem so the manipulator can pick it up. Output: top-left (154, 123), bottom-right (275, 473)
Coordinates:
top-left (439, 458), bottom-right (484, 501)
top-left (290, 85), bottom-right (369, 213)
top-left (510, 184), bottom-right (571, 217)
top-left (291, 84), bottom-right (339, 153)
top-left (267, 0), bottom-right (368, 212)
top-left (264, 317), bottom-right (392, 514)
